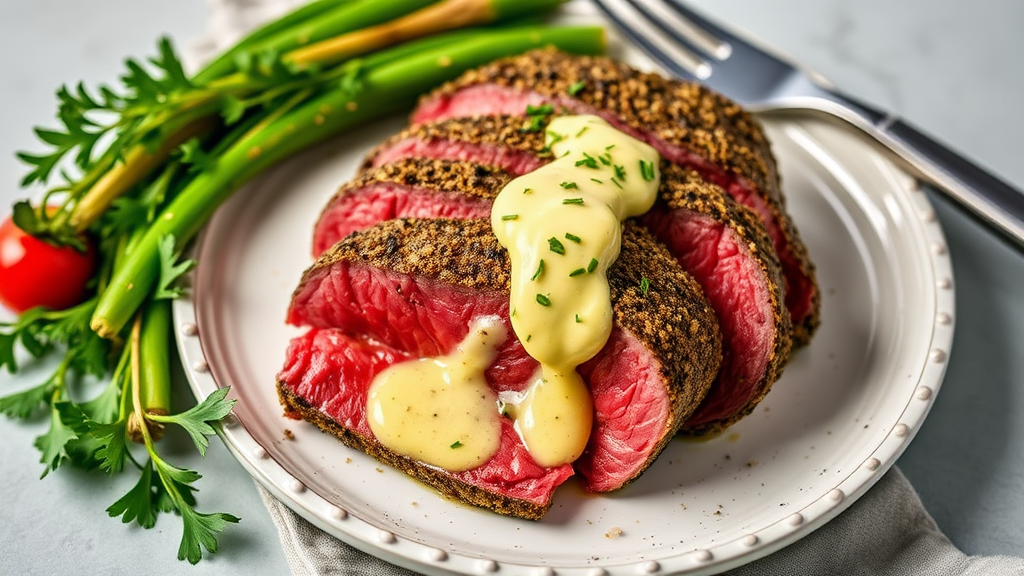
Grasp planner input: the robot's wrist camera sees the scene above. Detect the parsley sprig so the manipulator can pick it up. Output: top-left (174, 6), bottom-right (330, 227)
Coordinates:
top-left (1, 0), bottom-right (606, 564)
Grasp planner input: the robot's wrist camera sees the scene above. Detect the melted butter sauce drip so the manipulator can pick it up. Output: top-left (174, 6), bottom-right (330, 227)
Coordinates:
top-left (365, 116), bottom-right (660, 473)
top-left (491, 115), bottom-right (661, 467)
top-left (366, 317), bottom-right (505, 472)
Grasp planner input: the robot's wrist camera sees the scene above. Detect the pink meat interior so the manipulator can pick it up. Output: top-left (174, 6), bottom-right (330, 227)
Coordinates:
top-left (286, 260), bottom-right (672, 493)
top-left (642, 208), bottom-right (774, 427)
top-left (277, 328), bottom-right (573, 505)
top-left (313, 183), bottom-right (493, 257)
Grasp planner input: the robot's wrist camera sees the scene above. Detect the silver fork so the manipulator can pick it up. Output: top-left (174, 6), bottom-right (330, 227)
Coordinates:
top-left (592, 0), bottom-right (1024, 252)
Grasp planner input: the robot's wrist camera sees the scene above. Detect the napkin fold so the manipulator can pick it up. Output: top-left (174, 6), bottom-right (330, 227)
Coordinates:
top-left (190, 1), bottom-right (1024, 574)
top-left (257, 468), bottom-right (1024, 576)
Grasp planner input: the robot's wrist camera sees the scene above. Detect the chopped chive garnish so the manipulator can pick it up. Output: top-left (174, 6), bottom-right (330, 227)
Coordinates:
top-left (526, 103), bottom-right (554, 116)
top-left (598, 153), bottom-right (612, 166)
top-left (560, 181), bottom-right (579, 189)
top-left (568, 80), bottom-right (586, 95)
top-left (536, 294), bottom-right (551, 306)
top-left (610, 177), bottom-right (623, 189)
top-left (590, 178), bottom-right (603, 184)
top-left (576, 126), bottom-right (588, 137)
top-left (640, 159), bottom-right (656, 181)
top-left (575, 153), bottom-right (598, 169)
top-left (523, 187), bottom-right (533, 194)
top-left (501, 214), bottom-right (518, 221)
top-left (575, 314), bottom-right (582, 323)
top-left (605, 144), bottom-right (616, 150)
top-left (450, 441), bottom-right (463, 449)
top-left (565, 233), bottom-right (581, 243)
top-left (531, 259), bottom-right (545, 280)
top-left (587, 257), bottom-right (599, 273)
top-left (546, 130), bottom-right (565, 144)
top-left (521, 114), bottom-right (546, 132)
top-left (562, 197), bottom-right (584, 205)
top-left (547, 237), bottom-right (565, 255)
top-left (526, 334), bottom-right (532, 342)
top-left (569, 268), bottom-right (586, 277)
top-left (640, 277), bottom-right (650, 296)
top-left (614, 164), bottom-right (626, 180)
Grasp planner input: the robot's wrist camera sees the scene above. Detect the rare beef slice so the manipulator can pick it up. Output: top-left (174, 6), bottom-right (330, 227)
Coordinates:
top-left (405, 48), bottom-right (819, 347)
top-left (314, 158), bottom-right (789, 434)
top-left (279, 218), bottom-right (722, 516)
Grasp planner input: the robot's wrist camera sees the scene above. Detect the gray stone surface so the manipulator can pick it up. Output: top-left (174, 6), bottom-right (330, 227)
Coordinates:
top-left (1, 0), bottom-right (1021, 573)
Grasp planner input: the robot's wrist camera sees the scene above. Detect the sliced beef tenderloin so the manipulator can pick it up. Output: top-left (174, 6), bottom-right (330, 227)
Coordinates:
top-left (315, 155), bottom-right (789, 434)
top-left (644, 165), bottom-right (790, 434)
top-left (410, 48), bottom-right (819, 347)
top-left (364, 115), bottom-right (550, 175)
top-left (278, 328), bottom-right (571, 520)
top-left (283, 218), bottom-right (722, 502)
top-left (312, 158), bottom-right (509, 258)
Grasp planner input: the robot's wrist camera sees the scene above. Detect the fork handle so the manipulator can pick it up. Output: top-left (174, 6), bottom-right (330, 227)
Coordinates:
top-left (829, 93), bottom-right (1024, 251)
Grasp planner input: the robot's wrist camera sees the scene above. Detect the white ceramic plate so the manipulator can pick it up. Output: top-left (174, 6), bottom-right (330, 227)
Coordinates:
top-left (173, 7), bottom-right (954, 575)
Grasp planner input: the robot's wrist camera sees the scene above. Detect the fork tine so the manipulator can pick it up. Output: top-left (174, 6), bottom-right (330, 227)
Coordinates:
top-left (625, 0), bottom-right (731, 61)
top-left (660, 0), bottom-right (796, 73)
top-left (659, 0), bottom-right (751, 55)
top-left (591, 0), bottom-right (711, 80)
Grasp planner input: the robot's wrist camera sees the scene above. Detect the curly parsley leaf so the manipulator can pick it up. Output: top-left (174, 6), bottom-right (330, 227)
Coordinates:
top-left (178, 507), bottom-right (241, 565)
top-left (145, 455), bottom-right (239, 564)
top-left (150, 387), bottom-right (235, 457)
top-left (108, 460), bottom-right (160, 529)
top-left (154, 235), bottom-right (196, 300)
top-left (52, 402), bottom-right (109, 470)
top-left (93, 419), bottom-right (130, 475)
top-left (0, 379), bottom-right (58, 419)
top-left (0, 331), bottom-right (18, 373)
top-left (79, 379), bottom-right (122, 423)
top-left (221, 95), bottom-right (248, 125)
top-left (35, 402), bottom-right (80, 478)
top-left (178, 138), bottom-right (215, 174)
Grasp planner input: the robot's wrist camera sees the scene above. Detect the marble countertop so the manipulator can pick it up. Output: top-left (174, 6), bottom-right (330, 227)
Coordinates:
top-left (1, 1), bottom-right (1021, 574)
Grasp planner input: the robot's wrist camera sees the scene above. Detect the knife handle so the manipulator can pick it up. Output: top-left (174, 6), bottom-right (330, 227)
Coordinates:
top-left (827, 92), bottom-right (1024, 252)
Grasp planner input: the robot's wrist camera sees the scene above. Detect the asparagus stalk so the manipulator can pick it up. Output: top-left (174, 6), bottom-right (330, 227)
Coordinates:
top-left (194, 0), bottom-right (360, 83)
top-left (68, 0), bottom-right (570, 235)
top-left (90, 24), bottom-right (604, 338)
top-left (70, 1), bottom-right (438, 233)
top-left (201, 0), bottom-right (438, 83)
top-left (69, 115), bottom-right (216, 231)
top-left (127, 298), bottom-right (172, 442)
top-left (286, 0), bottom-right (566, 67)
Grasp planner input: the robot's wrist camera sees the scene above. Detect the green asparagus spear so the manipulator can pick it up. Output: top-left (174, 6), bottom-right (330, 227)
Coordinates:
top-left (90, 24), bottom-right (604, 338)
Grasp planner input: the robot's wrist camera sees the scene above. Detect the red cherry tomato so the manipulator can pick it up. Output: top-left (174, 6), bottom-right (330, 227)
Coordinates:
top-left (0, 214), bottom-right (97, 313)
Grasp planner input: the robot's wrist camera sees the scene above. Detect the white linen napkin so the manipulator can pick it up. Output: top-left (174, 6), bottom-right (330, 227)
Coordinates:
top-left (187, 2), bottom-right (1024, 575)
top-left (256, 467), bottom-right (1024, 576)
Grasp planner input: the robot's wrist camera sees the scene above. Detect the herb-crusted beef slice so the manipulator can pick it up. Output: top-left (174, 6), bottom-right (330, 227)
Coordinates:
top-left (643, 166), bottom-right (790, 434)
top-left (313, 158), bottom-right (789, 434)
top-left (311, 158), bottom-right (508, 257)
top-left (280, 218), bottom-right (722, 509)
top-left (277, 328), bottom-right (569, 520)
top-left (407, 48), bottom-right (819, 347)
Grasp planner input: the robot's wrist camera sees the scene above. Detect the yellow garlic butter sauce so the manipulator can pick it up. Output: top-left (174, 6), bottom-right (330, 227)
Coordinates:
top-left (365, 115), bottom-right (660, 472)
top-left (366, 317), bottom-right (505, 472)
top-left (491, 114), bottom-right (661, 467)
